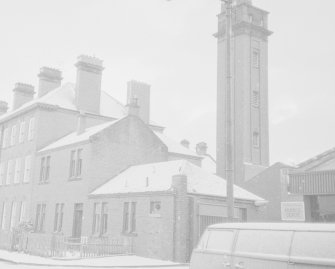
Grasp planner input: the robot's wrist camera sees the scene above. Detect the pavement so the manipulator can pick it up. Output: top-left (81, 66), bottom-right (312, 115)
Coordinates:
top-left (0, 250), bottom-right (189, 268)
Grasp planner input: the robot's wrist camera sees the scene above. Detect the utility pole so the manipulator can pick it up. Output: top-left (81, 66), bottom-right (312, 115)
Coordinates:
top-left (222, 0), bottom-right (234, 221)
top-left (166, 0), bottom-right (235, 221)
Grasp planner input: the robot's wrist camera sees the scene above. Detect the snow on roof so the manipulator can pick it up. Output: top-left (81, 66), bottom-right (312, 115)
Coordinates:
top-left (154, 131), bottom-right (200, 158)
top-left (90, 159), bottom-right (265, 202)
top-left (0, 82), bottom-right (127, 121)
top-left (200, 155), bottom-right (216, 174)
top-left (38, 120), bottom-right (120, 153)
top-left (298, 147), bottom-right (335, 170)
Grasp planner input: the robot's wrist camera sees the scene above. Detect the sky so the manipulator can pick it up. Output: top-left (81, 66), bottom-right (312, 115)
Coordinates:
top-left (0, 0), bottom-right (334, 165)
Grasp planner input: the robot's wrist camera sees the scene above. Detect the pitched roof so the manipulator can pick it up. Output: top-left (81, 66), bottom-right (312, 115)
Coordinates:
top-left (0, 82), bottom-right (127, 122)
top-left (90, 159), bottom-right (265, 203)
top-left (153, 131), bottom-right (200, 158)
top-left (298, 147), bottom-right (335, 171)
top-left (39, 118), bottom-right (200, 159)
top-left (38, 119), bottom-right (121, 153)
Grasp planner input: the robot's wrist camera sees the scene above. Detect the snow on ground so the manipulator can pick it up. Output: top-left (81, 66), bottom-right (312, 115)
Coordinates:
top-left (0, 259), bottom-right (189, 269)
top-left (0, 249), bottom-right (186, 268)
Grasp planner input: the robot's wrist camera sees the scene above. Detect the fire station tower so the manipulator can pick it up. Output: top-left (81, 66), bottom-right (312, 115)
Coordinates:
top-left (216, 0), bottom-right (272, 184)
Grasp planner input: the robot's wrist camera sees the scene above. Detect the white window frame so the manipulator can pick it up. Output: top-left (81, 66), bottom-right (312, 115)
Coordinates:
top-left (2, 128), bottom-right (8, 148)
top-left (0, 162), bottom-right (4, 186)
top-left (10, 125), bottom-right (17, 146)
top-left (14, 158), bottom-right (21, 184)
top-left (28, 118), bottom-right (35, 141)
top-left (6, 160), bottom-right (14, 185)
top-left (19, 121), bottom-right (26, 143)
top-left (23, 155), bottom-right (32, 183)
top-left (19, 201), bottom-right (27, 223)
top-left (10, 201), bottom-right (17, 230)
top-left (122, 201), bottom-right (136, 234)
top-left (1, 202), bottom-right (8, 230)
top-left (92, 203), bottom-right (102, 235)
top-left (69, 149), bottom-right (83, 179)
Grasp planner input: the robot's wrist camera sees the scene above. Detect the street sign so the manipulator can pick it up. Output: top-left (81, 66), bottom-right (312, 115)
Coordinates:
top-left (281, 201), bottom-right (305, 221)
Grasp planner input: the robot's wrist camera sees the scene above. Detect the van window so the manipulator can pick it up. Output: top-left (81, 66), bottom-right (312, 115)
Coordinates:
top-left (197, 230), bottom-right (210, 250)
top-left (205, 230), bottom-right (234, 252)
top-left (291, 231), bottom-right (335, 259)
top-left (235, 230), bottom-right (292, 256)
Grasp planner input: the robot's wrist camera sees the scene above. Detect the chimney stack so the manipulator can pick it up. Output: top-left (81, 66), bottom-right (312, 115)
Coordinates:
top-left (75, 55), bottom-right (104, 114)
top-left (196, 142), bottom-right (208, 155)
top-left (38, 67), bottom-right (62, 97)
top-left (180, 139), bottom-right (190, 149)
top-left (127, 80), bottom-right (150, 124)
top-left (77, 111), bottom-right (86, 135)
top-left (126, 97), bottom-right (140, 117)
top-left (12, 83), bottom-right (35, 110)
top-left (0, 101), bottom-right (8, 116)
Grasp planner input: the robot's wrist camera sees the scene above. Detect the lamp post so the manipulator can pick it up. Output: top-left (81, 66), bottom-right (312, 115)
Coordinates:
top-left (166, 0), bottom-right (235, 221)
top-left (221, 0), bottom-right (235, 222)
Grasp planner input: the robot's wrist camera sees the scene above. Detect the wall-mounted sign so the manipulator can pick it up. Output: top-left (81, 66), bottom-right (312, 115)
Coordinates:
top-left (281, 201), bottom-right (305, 221)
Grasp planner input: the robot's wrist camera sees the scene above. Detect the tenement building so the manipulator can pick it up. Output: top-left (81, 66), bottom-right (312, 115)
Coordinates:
top-left (0, 55), bottom-right (266, 262)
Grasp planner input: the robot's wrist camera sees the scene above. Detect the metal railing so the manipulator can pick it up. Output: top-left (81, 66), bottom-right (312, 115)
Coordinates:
top-left (1, 231), bottom-right (133, 258)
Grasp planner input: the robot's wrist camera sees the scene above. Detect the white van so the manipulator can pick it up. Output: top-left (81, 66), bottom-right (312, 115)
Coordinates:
top-left (190, 223), bottom-right (335, 269)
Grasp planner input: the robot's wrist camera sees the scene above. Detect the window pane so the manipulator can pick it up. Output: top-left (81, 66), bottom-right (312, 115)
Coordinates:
top-left (291, 232), bottom-right (335, 259)
top-left (197, 230), bottom-right (210, 250)
top-left (123, 202), bottom-right (129, 232)
top-left (206, 230), bottom-right (234, 252)
top-left (235, 230), bottom-right (292, 255)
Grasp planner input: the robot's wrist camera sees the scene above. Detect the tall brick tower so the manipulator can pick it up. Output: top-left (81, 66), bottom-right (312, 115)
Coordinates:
top-left (216, 0), bottom-right (272, 184)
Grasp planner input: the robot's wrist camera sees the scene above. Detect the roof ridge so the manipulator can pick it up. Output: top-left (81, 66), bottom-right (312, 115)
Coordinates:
top-left (298, 147), bottom-right (335, 168)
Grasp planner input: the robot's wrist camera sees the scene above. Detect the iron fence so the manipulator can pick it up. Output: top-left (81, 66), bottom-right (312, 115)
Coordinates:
top-left (1, 231), bottom-right (133, 258)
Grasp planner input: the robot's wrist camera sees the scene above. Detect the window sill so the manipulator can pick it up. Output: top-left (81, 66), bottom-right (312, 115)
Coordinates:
top-left (149, 213), bottom-right (161, 218)
top-left (68, 177), bottom-right (82, 181)
top-left (38, 181), bottom-right (49, 185)
top-left (122, 232), bottom-right (137, 237)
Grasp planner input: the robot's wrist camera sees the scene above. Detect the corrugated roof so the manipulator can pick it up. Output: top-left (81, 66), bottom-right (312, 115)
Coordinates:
top-left (90, 159), bottom-right (265, 202)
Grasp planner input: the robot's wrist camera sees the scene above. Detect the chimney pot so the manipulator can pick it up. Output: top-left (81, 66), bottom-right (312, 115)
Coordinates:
top-left (13, 83), bottom-right (35, 110)
top-left (127, 80), bottom-right (150, 124)
top-left (196, 142), bottom-right (208, 155)
top-left (38, 67), bottom-right (62, 97)
top-left (75, 55), bottom-right (104, 114)
top-left (0, 101), bottom-right (8, 116)
top-left (180, 139), bottom-right (190, 149)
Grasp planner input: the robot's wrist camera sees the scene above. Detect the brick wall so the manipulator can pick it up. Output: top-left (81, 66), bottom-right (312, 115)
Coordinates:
top-left (88, 116), bottom-right (168, 192)
top-left (89, 193), bottom-right (175, 261)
